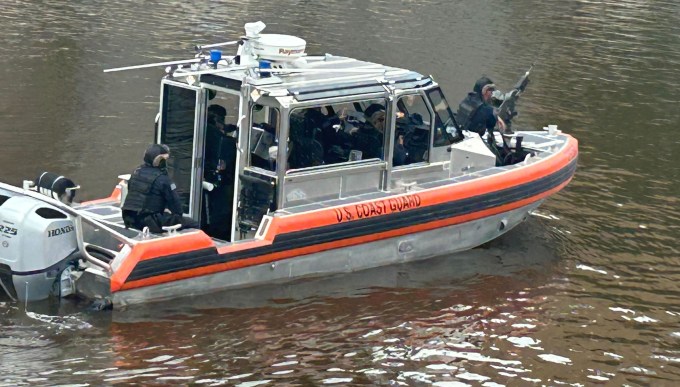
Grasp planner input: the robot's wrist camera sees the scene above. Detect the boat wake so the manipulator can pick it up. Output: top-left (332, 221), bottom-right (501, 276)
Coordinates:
top-left (24, 310), bottom-right (93, 331)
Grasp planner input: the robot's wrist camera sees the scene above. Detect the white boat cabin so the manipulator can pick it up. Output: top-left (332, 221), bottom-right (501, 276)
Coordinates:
top-left (155, 31), bottom-right (466, 243)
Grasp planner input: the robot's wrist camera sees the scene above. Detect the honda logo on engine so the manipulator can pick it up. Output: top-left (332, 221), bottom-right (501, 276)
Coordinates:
top-left (47, 225), bottom-right (74, 237)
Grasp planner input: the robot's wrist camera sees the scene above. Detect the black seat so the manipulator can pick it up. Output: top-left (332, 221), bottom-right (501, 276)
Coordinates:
top-left (499, 133), bottom-right (533, 165)
top-left (288, 138), bottom-right (324, 169)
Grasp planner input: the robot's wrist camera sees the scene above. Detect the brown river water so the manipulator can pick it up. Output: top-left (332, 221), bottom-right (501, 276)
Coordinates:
top-left (1, 0), bottom-right (679, 385)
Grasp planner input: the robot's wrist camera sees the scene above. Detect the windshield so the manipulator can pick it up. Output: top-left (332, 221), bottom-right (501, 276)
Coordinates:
top-left (426, 87), bottom-right (458, 147)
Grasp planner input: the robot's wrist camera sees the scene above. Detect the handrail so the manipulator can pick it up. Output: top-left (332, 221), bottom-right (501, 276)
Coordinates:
top-left (74, 217), bottom-right (113, 274)
top-left (285, 157), bottom-right (383, 175)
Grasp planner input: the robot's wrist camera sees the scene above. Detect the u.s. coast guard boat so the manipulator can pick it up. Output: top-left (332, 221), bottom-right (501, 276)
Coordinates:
top-left (0, 22), bottom-right (577, 307)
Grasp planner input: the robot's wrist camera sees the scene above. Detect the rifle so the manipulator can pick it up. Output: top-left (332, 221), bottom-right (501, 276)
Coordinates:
top-left (493, 64), bottom-right (533, 131)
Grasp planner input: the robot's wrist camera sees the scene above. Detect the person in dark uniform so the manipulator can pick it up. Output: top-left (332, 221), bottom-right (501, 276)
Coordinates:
top-left (122, 144), bottom-right (197, 233)
top-left (287, 108), bottom-right (325, 169)
top-left (456, 77), bottom-right (506, 137)
top-left (320, 114), bottom-right (353, 164)
top-left (352, 103), bottom-right (385, 160)
top-left (352, 103), bottom-right (407, 165)
top-left (202, 105), bottom-right (238, 240)
top-left (204, 105), bottom-right (238, 180)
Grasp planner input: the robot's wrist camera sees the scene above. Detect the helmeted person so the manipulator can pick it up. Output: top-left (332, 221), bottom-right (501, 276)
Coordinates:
top-left (456, 76), bottom-right (506, 137)
top-left (122, 144), bottom-right (197, 233)
top-left (352, 103), bottom-right (386, 160)
top-left (352, 103), bottom-right (407, 165)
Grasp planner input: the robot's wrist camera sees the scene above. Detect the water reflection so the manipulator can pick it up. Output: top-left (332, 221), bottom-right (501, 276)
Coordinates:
top-left (100, 230), bottom-right (562, 386)
top-left (0, 220), bottom-right (564, 385)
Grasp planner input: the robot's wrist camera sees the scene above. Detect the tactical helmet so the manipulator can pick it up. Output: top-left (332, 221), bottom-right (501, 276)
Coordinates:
top-left (143, 143), bottom-right (170, 167)
top-left (473, 76), bottom-right (495, 95)
top-left (363, 103), bottom-right (385, 119)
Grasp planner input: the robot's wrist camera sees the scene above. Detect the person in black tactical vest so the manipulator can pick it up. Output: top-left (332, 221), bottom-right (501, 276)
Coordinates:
top-left (122, 144), bottom-right (197, 233)
top-left (456, 77), bottom-right (506, 137)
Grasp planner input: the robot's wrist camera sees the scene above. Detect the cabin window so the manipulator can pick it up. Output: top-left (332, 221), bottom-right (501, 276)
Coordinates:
top-left (286, 98), bottom-right (387, 170)
top-left (249, 104), bottom-right (280, 171)
top-left (395, 94), bottom-right (432, 165)
top-left (427, 88), bottom-right (458, 147)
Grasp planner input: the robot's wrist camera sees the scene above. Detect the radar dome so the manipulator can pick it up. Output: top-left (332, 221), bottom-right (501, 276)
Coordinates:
top-left (253, 34), bottom-right (306, 62)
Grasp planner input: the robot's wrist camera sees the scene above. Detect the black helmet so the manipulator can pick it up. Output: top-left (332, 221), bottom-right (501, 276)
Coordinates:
top-left (363, 103), bottom-right (385, 120)
top-left (143, 143), bottom-right (170, 167)
top-left (473, 76), bottom-right (495, 95)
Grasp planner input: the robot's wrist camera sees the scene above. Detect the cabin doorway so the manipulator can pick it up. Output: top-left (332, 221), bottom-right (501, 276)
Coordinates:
top-left (199, 89), bottom-right (241, 241)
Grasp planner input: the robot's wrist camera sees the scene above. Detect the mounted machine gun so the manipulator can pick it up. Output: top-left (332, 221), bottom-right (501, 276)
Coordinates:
top-left (492, 64), bottom-right (533, 132)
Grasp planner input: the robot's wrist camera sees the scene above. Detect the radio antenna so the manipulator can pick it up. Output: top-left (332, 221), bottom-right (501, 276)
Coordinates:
top-left (104, 58), bottom-right (204, 73)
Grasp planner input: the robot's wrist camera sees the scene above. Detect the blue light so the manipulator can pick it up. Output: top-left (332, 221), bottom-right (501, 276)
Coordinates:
top-left (210, 50), bottom-right (222, 64)
top-left (259, 60), bottom-right (271, 78)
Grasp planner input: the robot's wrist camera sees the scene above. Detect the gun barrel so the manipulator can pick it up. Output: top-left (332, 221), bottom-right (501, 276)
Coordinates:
top-left (513, 66), bottom-right (532, 92)
top-left (496, 65), bottom-right (533, 126)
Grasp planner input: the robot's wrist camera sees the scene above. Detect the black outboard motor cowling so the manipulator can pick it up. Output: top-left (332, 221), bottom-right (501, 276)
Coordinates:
top-left (35, 172), bottom-right (79, 205)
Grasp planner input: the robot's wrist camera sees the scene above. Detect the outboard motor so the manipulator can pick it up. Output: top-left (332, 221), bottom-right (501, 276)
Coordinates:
top-left (0, 189), bottom-right (79, 301)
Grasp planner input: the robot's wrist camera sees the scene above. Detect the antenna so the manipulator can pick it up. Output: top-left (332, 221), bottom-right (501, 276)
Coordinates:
top-left (259, 68), bottom-right (389, 74)
top-left (104, 58), bottom-right (203, 73)
top-left (195, 40), bottom-right (240, 52)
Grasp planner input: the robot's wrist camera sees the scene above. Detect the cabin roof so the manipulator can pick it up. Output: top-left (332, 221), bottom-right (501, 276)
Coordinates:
top-left (173, 55), bottom-right (433, 101)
